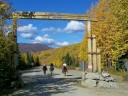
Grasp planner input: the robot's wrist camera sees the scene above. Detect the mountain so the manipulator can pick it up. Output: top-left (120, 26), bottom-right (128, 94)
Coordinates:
top-left (18, 43), bottom-right (52, 53)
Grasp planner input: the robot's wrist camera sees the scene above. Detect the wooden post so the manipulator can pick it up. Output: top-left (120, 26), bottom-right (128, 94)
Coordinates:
top-left (124, 60), bottom-right (128, 81)
top-left (87, 21), bottom-right (93, 72)
top-left (81, 72), bottom-right (85, 86)
top-left (12, 17), bottom-right (18, 70)
top-left (12, 17), bottom-right (24, 88)
top-left (92, 34), bottom-right (97, 72)
top-left (97, 48), bottom-right (101, 73)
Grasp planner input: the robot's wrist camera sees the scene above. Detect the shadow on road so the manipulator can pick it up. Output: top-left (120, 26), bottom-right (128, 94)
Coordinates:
top-left (20, 69), bottom-right (42, 74)
top-left (66, 75), bottom-right (73, 76)
top-left (10, 73), bottom-right (81, 96)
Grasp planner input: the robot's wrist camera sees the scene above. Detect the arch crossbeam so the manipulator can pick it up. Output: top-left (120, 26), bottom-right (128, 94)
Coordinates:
top-left (10, 11), bottom-right (97, 21)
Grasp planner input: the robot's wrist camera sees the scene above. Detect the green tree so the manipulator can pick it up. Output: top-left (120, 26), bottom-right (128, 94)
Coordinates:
top-left (30, 54), bottom-right (34, 64)
top-left (62, 53), bottom-right (72, 66)
top-left (35, 56), bottom-right (40, 66)
top-left (17, 47), bottom-right (27, 70)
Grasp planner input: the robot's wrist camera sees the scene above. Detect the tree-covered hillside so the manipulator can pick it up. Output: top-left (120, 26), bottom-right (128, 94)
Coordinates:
top-left (34, 43), bottom-right (80, 67)
top-left (19, 43), bottom-right (52, 53)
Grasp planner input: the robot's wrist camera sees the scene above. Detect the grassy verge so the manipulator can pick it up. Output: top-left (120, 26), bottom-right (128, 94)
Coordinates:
top-left (104, 67), bottom-right (127, 81)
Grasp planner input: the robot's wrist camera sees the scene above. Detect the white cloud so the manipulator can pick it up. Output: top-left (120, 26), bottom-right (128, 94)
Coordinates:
top-left (33, 34), bottom-right (70, 47)
top-left (18, 24), bottom-right (38, 39)
top-left (56, 41), bottom-right (69, 46)
top-left (64, 21), bottom-right (85, 33)
top-left (41, 21), bottom-right (85, 33)
top-left (34, 35), bottom-right (54, 45)
top-left (41, 27), bottom-right (61, 32)
top-left (18, 24), bottom-right (37, 33)
top-left (43, 34), bottom-right (50, 38)
top-left (21, 33), bottom-right (34, 39)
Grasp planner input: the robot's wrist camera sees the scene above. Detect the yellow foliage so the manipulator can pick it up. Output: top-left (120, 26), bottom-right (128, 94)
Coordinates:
top-left (80, 0), bottom-right (128, 69)
top-left (33, 43), bottom-right (80, 67)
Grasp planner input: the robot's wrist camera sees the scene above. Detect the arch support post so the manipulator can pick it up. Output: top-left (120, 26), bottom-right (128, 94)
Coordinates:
top-left (92, 34), bottom-right (97, 72)
top-left (87, 21), bottom-right (93, 72)
top-left (12, 17), bottom-right (18, 70)
top-left (97, 48), bottom-right (101, 73)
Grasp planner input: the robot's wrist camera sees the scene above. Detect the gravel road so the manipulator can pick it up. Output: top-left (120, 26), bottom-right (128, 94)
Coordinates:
top-left (9, 66), bottom-right (128, 96)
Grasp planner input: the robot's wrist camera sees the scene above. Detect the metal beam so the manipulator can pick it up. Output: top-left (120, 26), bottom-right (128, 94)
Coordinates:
top-left (10, 11), bottom-right (97, 21)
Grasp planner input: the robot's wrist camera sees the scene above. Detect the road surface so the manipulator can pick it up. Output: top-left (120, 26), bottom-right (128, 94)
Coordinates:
top-left (9, 66), bottom-right (128, 96)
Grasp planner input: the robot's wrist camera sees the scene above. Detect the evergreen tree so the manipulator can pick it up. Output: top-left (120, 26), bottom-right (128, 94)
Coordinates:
top-left (30, 54), bottom-right (34, 64)
top-left (26, 52), bottom-right (31, 67)
top-left (62, 53), bottom-right (72, 66)
top-left (35, 56), bottom-right (40, 66)
top-left (17, 46), bottom-right (27, 70)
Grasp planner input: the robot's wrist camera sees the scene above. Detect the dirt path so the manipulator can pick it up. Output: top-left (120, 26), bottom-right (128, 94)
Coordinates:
top-left (9, 66), bottom-right (128, 96)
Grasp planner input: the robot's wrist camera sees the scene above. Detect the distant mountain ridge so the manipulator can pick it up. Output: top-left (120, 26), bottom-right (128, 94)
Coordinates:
top-left (18, 43), bottom-right (52, 53)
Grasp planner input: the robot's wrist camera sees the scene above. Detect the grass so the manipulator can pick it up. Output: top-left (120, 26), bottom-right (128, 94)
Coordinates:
top-left (104, 67), bottom-right (127, 81)
top-left (104, 67), bottom-right (125, 76)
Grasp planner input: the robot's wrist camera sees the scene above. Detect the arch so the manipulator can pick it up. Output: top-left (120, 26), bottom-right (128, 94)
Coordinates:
top-left (10, 11), bottom-right (100, 72)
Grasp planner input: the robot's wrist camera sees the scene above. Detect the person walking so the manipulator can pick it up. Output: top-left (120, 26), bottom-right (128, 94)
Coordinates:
top-left (62, 63), bottom-right (68, 76)
top-left (42, 62), bottom-right (47, 75)
top-left (49, 63), bottom-right (54, 75)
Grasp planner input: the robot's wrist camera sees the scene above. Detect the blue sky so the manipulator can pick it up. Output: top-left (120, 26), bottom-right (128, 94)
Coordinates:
top-left (10, 0), bottom-right (98, 48)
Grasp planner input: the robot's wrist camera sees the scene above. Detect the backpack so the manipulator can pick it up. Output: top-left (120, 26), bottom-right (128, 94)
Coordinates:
top-left (43, 66), bottom-right (47, 71)
top-left (50, 66), bottom-right (54, 71)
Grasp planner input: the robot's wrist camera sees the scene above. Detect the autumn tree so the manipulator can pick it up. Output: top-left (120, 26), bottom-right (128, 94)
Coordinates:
top-left (0, 0), bottom-right (18, 91)
top-left (79, 35), bottom-right (88, 62)
top-left (109, 0), bottom-right (128, 67)
top-left (81, 0), bottom-right (128, 70)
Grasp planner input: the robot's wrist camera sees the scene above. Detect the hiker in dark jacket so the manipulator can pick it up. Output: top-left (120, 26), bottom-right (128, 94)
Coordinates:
top-left (42, 62), bottom-right (47, 75)
top-left (49, 63), bottom-right (54, 75)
